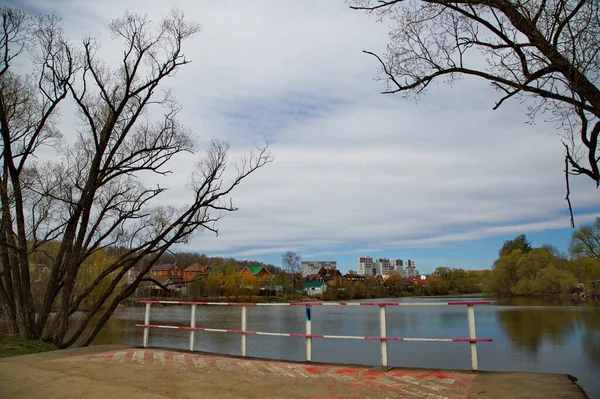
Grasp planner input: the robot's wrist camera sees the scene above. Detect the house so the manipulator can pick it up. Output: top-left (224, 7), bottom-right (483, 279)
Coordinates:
top-left (240, 265), bottom-right (271, 281)
top-left (151, 263), bottom-right (183, 278)
top-left (183, 264), bottom-right (211, 282)
top-left (146, 275), bottom-right (185, 293)
top-left (344, 274), bottom-right (365, 282)
top-left (304, 273), bottom-right (324, 283)
top-left (304, 281), bottom-right (327, 296)
top-left (305, 268), bottom-right (343, 284)
top-left (319, 267), bottom-right (343, 284)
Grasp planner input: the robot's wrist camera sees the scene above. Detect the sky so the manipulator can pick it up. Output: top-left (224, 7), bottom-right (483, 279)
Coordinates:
top-left (13, 0), bottom-right (600, 274)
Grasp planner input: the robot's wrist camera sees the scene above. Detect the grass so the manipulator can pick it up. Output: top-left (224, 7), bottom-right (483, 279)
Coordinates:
top-left (0, 338), bottom-right (57, 358)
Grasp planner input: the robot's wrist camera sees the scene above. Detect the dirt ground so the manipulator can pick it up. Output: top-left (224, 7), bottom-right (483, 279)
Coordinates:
top-left (0, 346), bottom-right (588, 399)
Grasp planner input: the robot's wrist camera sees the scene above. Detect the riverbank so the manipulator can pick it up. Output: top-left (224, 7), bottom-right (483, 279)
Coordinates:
top-left (0, 346), bottom-right (589, 399)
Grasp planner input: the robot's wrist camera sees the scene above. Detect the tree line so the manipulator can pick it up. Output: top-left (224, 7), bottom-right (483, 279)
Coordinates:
top-left (486, 224), bottom-right (600, 297)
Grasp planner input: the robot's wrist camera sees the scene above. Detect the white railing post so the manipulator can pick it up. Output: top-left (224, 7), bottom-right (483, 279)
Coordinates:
top-left (241, 305), bottom-right (247, 357)
top-left (190, 304), bottom-right (197, 352)
top-left (306, 306), bottom-right (312, 362)
top-left (379, 305), bottom-right (388, 368)
top-left (467, 304), bottom-right (478, 371)
top-left (143, 302), bottom-right (151, 348)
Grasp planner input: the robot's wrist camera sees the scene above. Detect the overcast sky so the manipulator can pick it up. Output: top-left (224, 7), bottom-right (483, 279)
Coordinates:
top-left (15, 0), bottom-right (600, 273)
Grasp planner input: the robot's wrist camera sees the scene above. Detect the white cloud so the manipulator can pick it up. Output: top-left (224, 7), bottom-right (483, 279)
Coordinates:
top-left (13, 0), bottom-right (600, 270)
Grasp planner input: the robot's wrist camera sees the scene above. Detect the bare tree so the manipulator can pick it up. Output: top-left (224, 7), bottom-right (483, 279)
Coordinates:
top-left (281, 251), bottom-right (301, 275)
top-left (0, 8), bottom-right (272, 347)
top-left (281, 251), bottom-right (301, 298)
top-left (351, 0), bottom-right (600, 224)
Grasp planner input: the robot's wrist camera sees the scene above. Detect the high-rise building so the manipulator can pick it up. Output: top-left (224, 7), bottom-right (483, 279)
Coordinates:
top-left (357, 257), bottom-right (375, 276)
top-left (389, 258), bottom-right (403, 272)
top-left (300, 261), bottom-right (337, 277)
top-left (359, 256), bottom-right (418, 277)
top-left (375, 258), bottom-right (390, 275)
top-left (405, 259), bottom-right (418, 278)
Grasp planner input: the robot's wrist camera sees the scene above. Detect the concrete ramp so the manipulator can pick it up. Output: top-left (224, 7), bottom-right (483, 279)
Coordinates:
top-left (0, 346), bottom-right (587, 399)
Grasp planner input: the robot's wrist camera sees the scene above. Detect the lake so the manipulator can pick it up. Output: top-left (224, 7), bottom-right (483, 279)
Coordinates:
top-left (90, 296), bottom-right (600, 397)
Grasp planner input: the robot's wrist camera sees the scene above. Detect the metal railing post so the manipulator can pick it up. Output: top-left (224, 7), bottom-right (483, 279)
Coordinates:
top-left (306, 306), bottom-right (312, 362)
top-left (190, 304), bottom-right (197, 352)
top-left (379, 305), bottom-right (388, 368)
top-left (143, 302), bottom-right (151, 348)
top-left (241, 305), bottom-right (247, 357)
top-left (467, 304), bottom-right (478, 371)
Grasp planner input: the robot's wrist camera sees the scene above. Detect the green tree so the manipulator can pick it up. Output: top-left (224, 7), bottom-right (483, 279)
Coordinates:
top-left (486, 250), bottom-right (522, 296)
top-left (499, 235), bottom-right (533, 257)
top-left (487, 247), bottom-right (577, 296)
top-left (569, 258), bottom-right (600, 283)
top-left (570, 217), bottom-right (600, 263)
top-left (424, 277), bottom-right (450, 296)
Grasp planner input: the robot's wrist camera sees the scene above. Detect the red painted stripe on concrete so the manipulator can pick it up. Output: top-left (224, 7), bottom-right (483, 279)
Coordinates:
top-left (447, 301), bottom-right (490, 305)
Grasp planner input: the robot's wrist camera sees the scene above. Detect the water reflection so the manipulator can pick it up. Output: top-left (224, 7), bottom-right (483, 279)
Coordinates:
top-left (496, 307), bottom-right (581, 352)
top-left (581, 309), bottom-right (600, 368)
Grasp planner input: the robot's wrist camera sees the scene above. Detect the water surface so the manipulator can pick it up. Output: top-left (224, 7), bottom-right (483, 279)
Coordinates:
top-left (91, 296), bottom-right (600, 397)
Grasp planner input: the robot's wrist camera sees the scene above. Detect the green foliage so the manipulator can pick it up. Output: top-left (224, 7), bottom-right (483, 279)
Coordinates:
top-left (569, 258), bottom-right (600, 283)
top-left (487, 247), bottom-right (577, 296)
top-left (0, 339), bottom-right (57, 358)
top-left (499, 234), bottom-right (533, 257)
top-left (570, 217), bottom-right (600, 262)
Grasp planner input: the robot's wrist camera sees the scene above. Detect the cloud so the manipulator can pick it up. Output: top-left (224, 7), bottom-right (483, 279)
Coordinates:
top-left (14, 0), bottom-right (600, 271)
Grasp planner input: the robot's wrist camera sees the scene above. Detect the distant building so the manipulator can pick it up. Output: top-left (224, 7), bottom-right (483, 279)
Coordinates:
top-left (240, 265), bottom-right (271, 281)
top-left (357, 257), bottom-right (418, 277)
top-left (404, 260), bottom-right (418, 279)
top-left (358, 257), bottom-right (375, 276)
top-left (304, 281), bottom-right (327, 296)
top-left (376, 258), bottom-right (390, 275)
top-left (183, 264), bottom-right (211, 282)
top-left (389, 259), bottom-right (403, 272)
top-left (300, 260), bottom-right (336, 277)
top-left (151, 264), bottom-right (183, 278)
top-left (344, 273), bottom-right (365, 282)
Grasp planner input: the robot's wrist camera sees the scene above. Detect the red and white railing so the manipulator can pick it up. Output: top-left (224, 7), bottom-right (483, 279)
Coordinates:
top-left (136, 300), bottom-right (492, 371)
